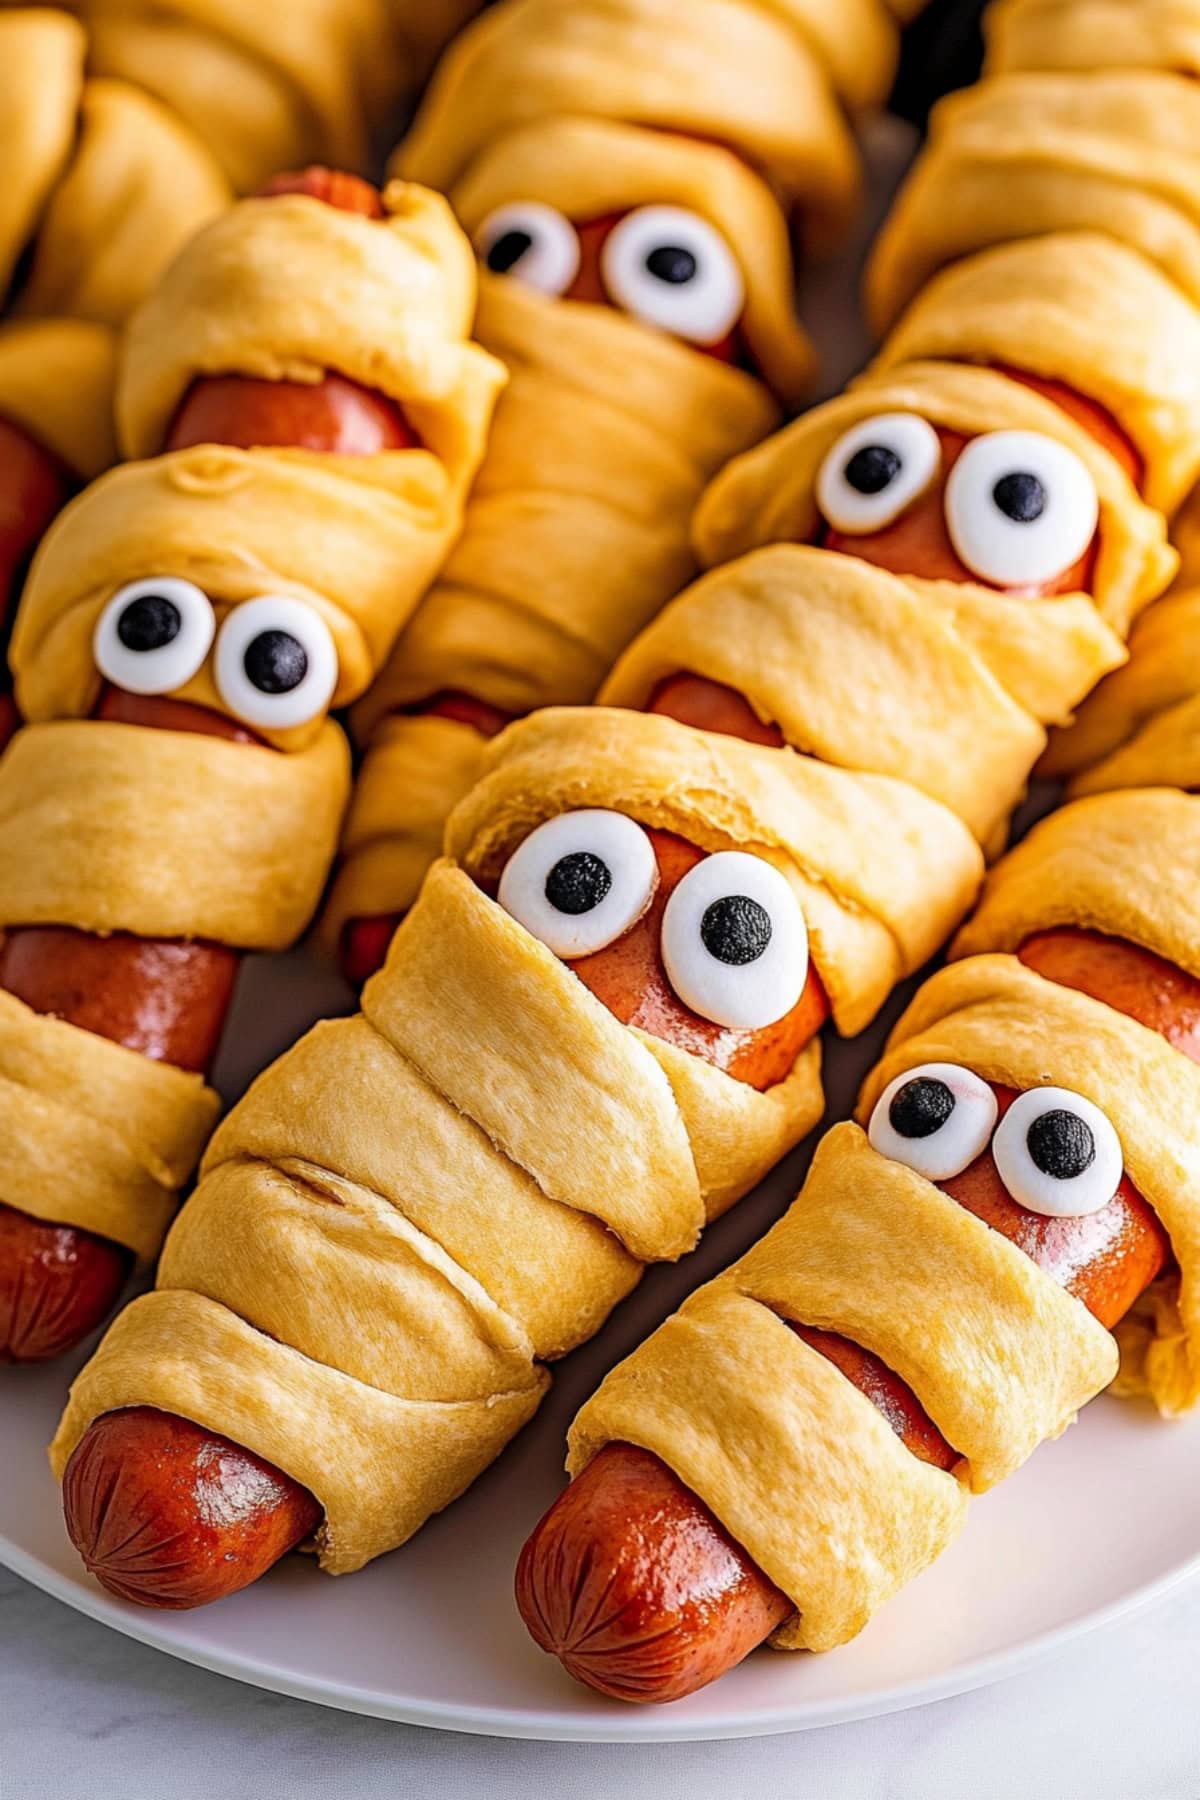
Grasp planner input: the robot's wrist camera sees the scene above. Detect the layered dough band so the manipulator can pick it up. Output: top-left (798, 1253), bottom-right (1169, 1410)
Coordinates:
top-left (984, 0), bottom-right (1200, 79)
top-left (0, 319), bottom-right (116, 481)
top-left (326, 268), bottom-right (778, 934)
top-left (570, 933), bottom-right (1200, 1648)
top-left (395, 0), bottom-right (896, 249)
top-left (50, 703), bottom-right (985, 1570)
top-left (59, 0), bottom-right (403, 193)
top-left (695, 362), bottom-right (1174, 710)
top-left (0, 9), bottom-right (229, 325)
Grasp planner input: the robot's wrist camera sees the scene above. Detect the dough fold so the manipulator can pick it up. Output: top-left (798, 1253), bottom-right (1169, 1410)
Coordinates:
top-left (50, 689), bottom-right (982, 1570)
top-left (985, 0), bottom-right (1200, 79)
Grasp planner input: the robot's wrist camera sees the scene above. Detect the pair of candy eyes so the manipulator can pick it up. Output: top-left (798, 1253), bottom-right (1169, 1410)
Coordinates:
top-left (93, 577), bottom-right (338, 730)
top-left (869, 1062), bottom-right (1124, 1219)
top-left (498, 809), bottom-right (808, 1032)
top-left (475, 202), bottom-right (745, 347)
top-left (818, 413), bottom-right (1100, 589)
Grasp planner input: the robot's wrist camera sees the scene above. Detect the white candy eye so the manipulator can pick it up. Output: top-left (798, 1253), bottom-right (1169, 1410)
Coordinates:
top-left (868, 1062), bottom-right (998, 1182)
top-left (498, 809), bottom-right (658, 959)
top-left (214, 595), bottom-right (338, 730)
top-left (600, 206), bottom-right (745, 346)
top-left (475, 202), bottom-right (581, 298)
top-left (992, 1087), bottom-right (1123, 1219)
top-left (944, 430), bottom-right (1099, 589)
top-left (93, 577), bottom-right (216, 696)
top-left (660, 850), bottom-right (807, 1030)
top-left (816, 413), bottom-right (941, 534)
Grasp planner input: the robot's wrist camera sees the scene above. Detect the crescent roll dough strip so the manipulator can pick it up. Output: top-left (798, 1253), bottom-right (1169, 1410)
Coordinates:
top-left (50, 686), bottom-right (982, 1565)
top-left (0, 319), bottom-right (117, 480)
top-left (864, 954), bottom-right (1200, 1414)
top-left (75, 0), bottom-right (401, 193)
top-left (953, 789), bottom-right (1200, 981)
top-left (1039, 587), bottom-right (1200, 791)
top-left (0, 720), bottom-right (350, 949)
top-left (870, 234), bottom-right (1200, 514)
top-left (984, 0), bottom-right (1200, 78)
top-left (324, 269), bottom-right (778, 936)
top-left (0, 10), bottom-right (85, 301)
top-left (866, 73), bottom-right (1200, 332)
top-left (444, 707), bottom-right (983, 1034)
top-left (118, 184), bottom-right (500, 465)
top-left (568, 1273), bottom-right (970, 1653)
top-left (0, 989), bottom-right (218, 1257)
top-left (50, 1289), bottom-right (549, 1573)
top-left (599, 544), bottom-right (1045, 848)
top-left (694, 363), bottom-right (1173, 699)
top-left (396, 0), bottom-right (882, 246)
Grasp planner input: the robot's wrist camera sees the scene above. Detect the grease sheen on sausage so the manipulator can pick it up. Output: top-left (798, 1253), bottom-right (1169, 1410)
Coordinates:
top-left (515, 925), bottom-right (1185, 1703)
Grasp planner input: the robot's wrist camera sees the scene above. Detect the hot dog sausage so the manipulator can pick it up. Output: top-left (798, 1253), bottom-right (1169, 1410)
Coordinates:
top-left (62, 1407), bottom-right (321, 1609)
top-left (61, 697), bottom-right (829, 1606)
top-left (515, 925), bottom-right (1184, 1703)
top-left (0, 416), bottom-right (78, 752)
top-left (0, 169), bottom-right (408, 1362)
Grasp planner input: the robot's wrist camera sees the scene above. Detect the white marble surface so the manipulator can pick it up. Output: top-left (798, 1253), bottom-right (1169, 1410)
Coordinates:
top-left (4, 1561), bottom-right (1199, 1799)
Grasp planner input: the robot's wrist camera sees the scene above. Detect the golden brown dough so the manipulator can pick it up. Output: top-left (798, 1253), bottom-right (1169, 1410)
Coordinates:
top-left (50, 698), bottom-right (983, 1571)
top-left (984, 0), bottom-right (1200, 79)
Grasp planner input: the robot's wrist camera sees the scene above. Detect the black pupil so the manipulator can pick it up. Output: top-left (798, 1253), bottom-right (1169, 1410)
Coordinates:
top-left (845, 445), bottom-right (902, 495)
top-left (486, 229), bottom-right (533, 274)
top-left (993, 471), bottom-right (1046, 523)
top-left (117, 595), bottom-right (182, 653)
top-left (889, 1076), bottom-right (955, 1140)
top-left (645, 244), bottom-right (697, 286)
top-left (545, 851), bottom-right (612, 916)
top-left (699, 895), bottom-right (772, 967)
top-left (1027, 1108), bottom-right (1095, 1181)
top-left (244, 630), bottom-right (308, 694)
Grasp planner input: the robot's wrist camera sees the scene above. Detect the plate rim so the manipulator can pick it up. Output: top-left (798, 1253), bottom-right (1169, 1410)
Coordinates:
top-left (4, 1529), bottom-right (1198, 1743)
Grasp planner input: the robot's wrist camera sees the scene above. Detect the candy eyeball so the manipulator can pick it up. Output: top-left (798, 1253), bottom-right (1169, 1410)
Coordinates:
top-left (475, 202), bottom-right (581, 298)
top-left (213, 595), bottom-right (338, 730)
top-left (659, 850), bottom-right (807, 1030)
top-left (498, 809), bottom-right (658, 959)
top-left (816, 413), bottom-right (942, 534)
top-left (943, 430), bottom-right (1099, 589)
top-left (868, 1062), bottom-right (998, 1182)
top-left (600, 206), bottom-right (745, 346)
top-left (992, 1086), bottom-right (1123, 1218)
top-left (93, 577), bottom-right (216, 696)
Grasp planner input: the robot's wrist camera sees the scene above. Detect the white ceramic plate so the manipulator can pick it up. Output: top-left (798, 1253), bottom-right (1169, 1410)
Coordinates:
top-left (3, 945), bottom-right (1199, 1743)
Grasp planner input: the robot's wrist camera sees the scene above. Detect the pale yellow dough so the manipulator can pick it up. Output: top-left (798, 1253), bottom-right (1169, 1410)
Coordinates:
top-left (50, 0), bottom-right (402, 193)
top-left (325, 267), bottom-right (777, 936)
top-left (0, 319), bottom-right (116, 480)
top-left (395, 0), bottom-right (896, 248)
top-left (0, 12), bottom-right (229, 326)
top-left (695, 362), bottom-right (1175, 700)
top-left (51, 697), bottom-right (982, 1570)
top-left (985, 0), bottom-right (1200, 78)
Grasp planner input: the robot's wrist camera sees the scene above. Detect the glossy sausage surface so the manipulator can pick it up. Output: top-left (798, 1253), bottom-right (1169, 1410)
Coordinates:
top-left (515, 925), bottom-right (1186, 1702)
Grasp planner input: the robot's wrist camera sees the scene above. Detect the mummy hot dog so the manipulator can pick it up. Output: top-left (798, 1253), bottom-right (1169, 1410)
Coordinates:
top-left (49, 678), bottom-right (983, 1606)
top-left (324, 0), bottom-right (899, 977)
top-left (0, 8), bottom-right (229, 749)
top-left (518, 790), bottom-right (1200, 1701)
top-left (0, 172), bottom-right (504, 1363)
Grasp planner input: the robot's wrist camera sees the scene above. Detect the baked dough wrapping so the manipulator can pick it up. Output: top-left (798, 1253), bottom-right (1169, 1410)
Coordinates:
top-left (984, 0), bottom-right (1200, 79)
top-left (48, 0), bottom-right (401, 193)
top-left (952, 788), bottom-right (1200, 1413)
top-left (395, 0), bottom-right (897, 249)
top-left (868, 234), bottom-right (1200, 515)
top-left (324, 264), bottom-right (778, 936)
top-left (0, 10), bottom-right (229, 326)
top-left (0, 319), bottom-right (116, 481)
top-left (571, 928), bottom-right (1200, 1650)
top-left (599, 543), bottom-right (1047, 850)
top-left (50, 700), bottom-right (984, 1568)
top-left (695, 362), bottom-right (1175, 718)
top-left (866, 72), bottom-right (1200, 335)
